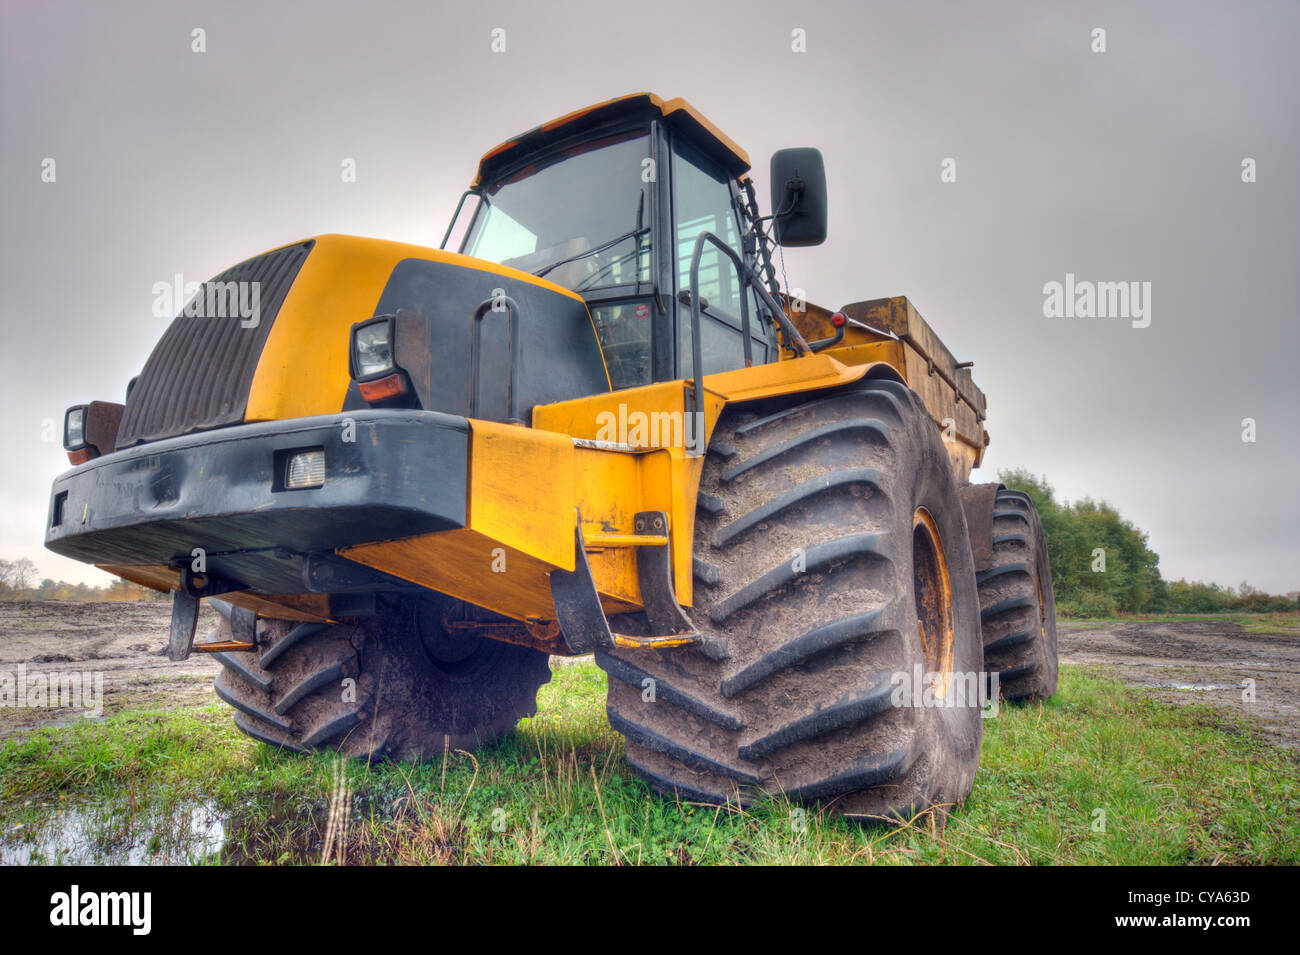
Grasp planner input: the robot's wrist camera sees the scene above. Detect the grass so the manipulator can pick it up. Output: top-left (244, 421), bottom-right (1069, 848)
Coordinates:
top-left (0, 662), bottom-right (1296, 865)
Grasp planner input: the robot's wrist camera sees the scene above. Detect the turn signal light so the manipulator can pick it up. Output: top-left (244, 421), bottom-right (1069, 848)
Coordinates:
top-left (358, 373), bottom-right (409, 403)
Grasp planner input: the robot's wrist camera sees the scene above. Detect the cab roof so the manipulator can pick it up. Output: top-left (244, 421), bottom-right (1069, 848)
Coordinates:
top-left (472, 93), bottom-right (752, 188)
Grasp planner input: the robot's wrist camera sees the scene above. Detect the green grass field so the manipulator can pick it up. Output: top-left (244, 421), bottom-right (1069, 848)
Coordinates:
top-left (1, 662), bottom-right (1297, 865)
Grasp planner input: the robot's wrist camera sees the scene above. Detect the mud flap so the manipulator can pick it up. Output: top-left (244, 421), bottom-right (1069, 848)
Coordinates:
top-left (167, 590), bottom-right (199, 661)
top-left (959, 481), bottom-right (1003, 574)
top-left (549, 524), bottom-right (613, 653)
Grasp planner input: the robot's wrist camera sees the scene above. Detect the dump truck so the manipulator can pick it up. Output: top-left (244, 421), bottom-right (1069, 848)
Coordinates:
top-left (45, 93), bottom-right (1057, 820)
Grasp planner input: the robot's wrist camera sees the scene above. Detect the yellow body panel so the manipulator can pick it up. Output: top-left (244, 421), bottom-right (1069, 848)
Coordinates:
top-left (245, 234), bottom-right (586, 423)
top-left (659, 97), bottom-right (752, 170)
top-left (467, 420), bottom-right (577, 572)
top-left (344, 529), bottom-right (563, 622)
top-left (705, 350), bottom-right (882, 401)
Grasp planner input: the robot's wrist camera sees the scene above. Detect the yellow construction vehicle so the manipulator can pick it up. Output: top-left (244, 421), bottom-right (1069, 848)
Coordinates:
top-left (46, 93), bottom-right (1057, 819)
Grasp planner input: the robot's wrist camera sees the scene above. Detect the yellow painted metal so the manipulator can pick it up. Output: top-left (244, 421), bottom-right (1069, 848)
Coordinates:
top-left (245, 234), bottom-right (592, 423)
top-left (344, 529), bottom-right (565, 622)
top-left (820, 339), bottom-right (906, 373)
top-left (191, 638), bottom-right (257, 653)
top-left (708, 350), bottom-right (882, 401)
top-left (341, 418), bottom-right (581, 622)
top-left (573, 444), bottom-right (652, 607)
top-left (341, 402), bottom-right (687, 619)
top-left (534, 381), bottom-right (716, 609)
top-left (611, 634), bottom-right (699, 650)
top-left (467, 419), bottom-right (577, 572)
top-left (584, 533), bottom-right (668, 548)
top-left (660, 96), bottom-right (753, 170)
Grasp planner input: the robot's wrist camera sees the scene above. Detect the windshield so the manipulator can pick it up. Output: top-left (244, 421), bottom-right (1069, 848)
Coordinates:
top-left (464, 132), bottom-right (652, 293)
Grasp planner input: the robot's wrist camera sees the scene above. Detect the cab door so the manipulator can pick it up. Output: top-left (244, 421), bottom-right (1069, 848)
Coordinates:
top-left (669, 136), bottom-right (776, 380)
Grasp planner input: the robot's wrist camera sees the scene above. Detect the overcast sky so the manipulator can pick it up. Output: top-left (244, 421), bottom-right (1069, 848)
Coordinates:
top-left (2, 0), bottom-right (1297, 593)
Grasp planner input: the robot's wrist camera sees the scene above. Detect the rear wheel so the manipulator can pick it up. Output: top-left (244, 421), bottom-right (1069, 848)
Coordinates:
top-left (596, 377), bottom-right (985, 821)
top-left (976, 489), bottom-right (1059, 701)
top-left (211, 594), bottom-right (551, 760)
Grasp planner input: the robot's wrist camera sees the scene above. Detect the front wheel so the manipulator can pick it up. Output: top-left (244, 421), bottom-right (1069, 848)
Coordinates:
top-left (211, 594), bottom-right (551, 760)
top-left (597, 377), bottom-right (986, 820)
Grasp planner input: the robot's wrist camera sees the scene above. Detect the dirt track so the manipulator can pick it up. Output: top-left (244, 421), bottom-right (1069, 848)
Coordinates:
top-left (1058, 618), bottom-right (1300, 750)
top-left (1, 602), bottom-right (1296, 748)
top-left (0, 601), bottom-right (217, 736)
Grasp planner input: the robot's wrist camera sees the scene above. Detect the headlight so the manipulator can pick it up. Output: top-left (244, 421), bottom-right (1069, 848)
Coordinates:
top-left (350, 317), bottom-right (396, 380)
top-left (285, 449), bottom-right (326, 489)
top-left (63, 406), bottom-right (87, 451)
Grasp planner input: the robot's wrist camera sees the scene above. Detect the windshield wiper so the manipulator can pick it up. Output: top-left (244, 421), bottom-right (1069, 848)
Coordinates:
top-left (573, 245), bottom-right (647, 292)
top-left (534, 225), bottom-right (649, 279)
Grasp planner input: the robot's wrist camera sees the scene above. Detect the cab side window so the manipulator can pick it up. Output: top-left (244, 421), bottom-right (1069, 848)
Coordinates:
top-left (672, 140), bottom-right (768, 379)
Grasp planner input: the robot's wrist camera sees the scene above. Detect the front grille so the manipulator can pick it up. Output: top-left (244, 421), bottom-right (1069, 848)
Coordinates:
top-left (116, 241), bottom-right (313, 448)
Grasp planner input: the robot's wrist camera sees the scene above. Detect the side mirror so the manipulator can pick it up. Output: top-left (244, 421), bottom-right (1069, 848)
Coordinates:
top-left (770, 148), bottom-right (827, 247)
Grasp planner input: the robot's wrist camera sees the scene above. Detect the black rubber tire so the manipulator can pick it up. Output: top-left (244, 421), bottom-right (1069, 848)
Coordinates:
top-left (596, 377), bottom-right (985, 821)
top-left (211, 594), bottom-right (551, 761)
top-left (977, 489), bottom-right (1059, 701)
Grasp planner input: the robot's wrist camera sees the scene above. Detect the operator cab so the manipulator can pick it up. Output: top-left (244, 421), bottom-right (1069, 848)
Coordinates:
top-left (444, 94), bottom-right (821, 391)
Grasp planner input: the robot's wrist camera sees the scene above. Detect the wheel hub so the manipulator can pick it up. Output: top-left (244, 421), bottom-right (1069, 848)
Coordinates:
top-left (912, 507), bottom-right (956, 698)
top-left (415, 599), bottom-right (487, 672)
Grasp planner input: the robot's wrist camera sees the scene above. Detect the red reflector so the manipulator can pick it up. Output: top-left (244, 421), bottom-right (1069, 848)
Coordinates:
top-left (68, 448), bottom-right (96, 465)
top-left (358, 373), bottom-right (408, 403)
top-left (831, 312), bottom-right (846, 327)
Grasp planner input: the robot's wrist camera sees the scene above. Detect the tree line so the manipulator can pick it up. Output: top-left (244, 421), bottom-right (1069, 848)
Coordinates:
top-left (0, 558), bottom-right (164, 602)
top-left (999, 469), bottom-right (1298, 617)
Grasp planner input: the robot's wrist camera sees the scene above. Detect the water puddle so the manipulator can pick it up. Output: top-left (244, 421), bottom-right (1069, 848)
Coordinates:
top-left (1138, 681), bottom-right (1237, 692)
top-left (1, 799), bottom-right (225, 865)
top-left (0, 792), bottom-right (382, 865)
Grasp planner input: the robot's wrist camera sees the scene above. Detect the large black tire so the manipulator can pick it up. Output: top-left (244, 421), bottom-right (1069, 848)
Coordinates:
top-left (211, 594), bottom-right (551, 760)
top-left (977, 489), bottom-right (1058, 701)
top-left (596, 377), bottom-right (985, 821)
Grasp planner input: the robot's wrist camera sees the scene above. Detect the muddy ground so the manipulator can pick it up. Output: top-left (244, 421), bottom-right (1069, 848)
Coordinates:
top-left (1057, 618), bottom-right (1299, 750)
top-left (0, 601), bottom-right (219, 736)
top-left (1, 602), bottom-right (1297, 748)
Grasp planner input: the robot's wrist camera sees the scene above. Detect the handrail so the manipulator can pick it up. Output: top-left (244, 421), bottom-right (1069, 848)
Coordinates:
top-left (687, 232), bottom-right (754, 453)
top-left (470, 295), bottom-right (522, 424)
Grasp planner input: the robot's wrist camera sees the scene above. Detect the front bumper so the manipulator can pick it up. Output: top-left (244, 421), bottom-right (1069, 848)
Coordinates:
top-left (45, 410), bottom-right (469, 594)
